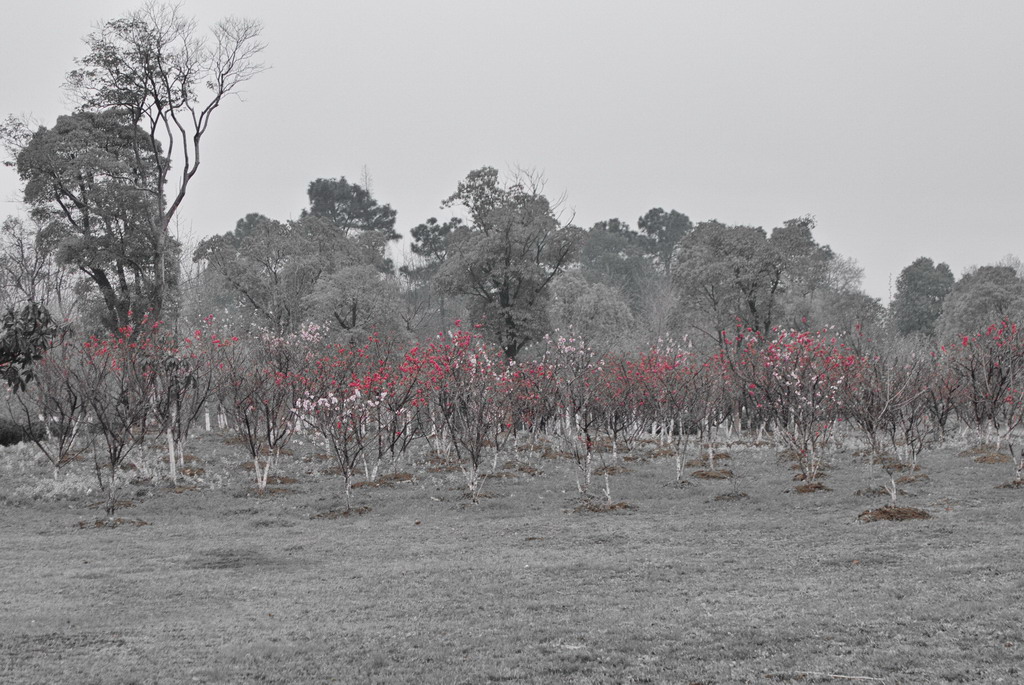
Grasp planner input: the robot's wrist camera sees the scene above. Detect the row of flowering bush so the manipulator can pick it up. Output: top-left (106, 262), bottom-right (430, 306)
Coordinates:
top-left (9, 317), bottom-right (1024, 512)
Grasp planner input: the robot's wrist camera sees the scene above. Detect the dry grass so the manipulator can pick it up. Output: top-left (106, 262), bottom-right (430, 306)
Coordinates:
top-left (0, 433), bottom-right (1022, 683)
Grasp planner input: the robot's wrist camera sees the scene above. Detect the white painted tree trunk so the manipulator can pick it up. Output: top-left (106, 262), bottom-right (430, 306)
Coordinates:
top-left (167, 404), bottom-right (178, 484)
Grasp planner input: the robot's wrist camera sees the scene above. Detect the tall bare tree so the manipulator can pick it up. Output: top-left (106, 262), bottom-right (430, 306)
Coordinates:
top-left (62, 2), bottom-right (266, 325)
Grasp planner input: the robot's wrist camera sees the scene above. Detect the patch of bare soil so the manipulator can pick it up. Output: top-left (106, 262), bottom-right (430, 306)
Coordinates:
top-left (251, 518), bottom-right (297, 528)
top-left (874, 456), bottom-right (922, 472)
top-left (897, 472), bottom-right (930, 484)
top-left (572, 498), bottom-right (637, 514)
top-left (594, 464), bottom-right (630, 476)
top-left (794, 482), bottom-right (831, 494)
top-left (714, 491), bottom-right (749, 502)
top-left (858, 505), bottom-right (931, 522)
top-left (996, 479), bottom-right (1024, 489)
top-left (352, 472), bottom-right (415, 488)
top-left (691, 469), bottom-right (733, 480)
top-left (974, 452), bottom-right (1011, 464)
top-left (77, 517), bottom-right (150, 529)
top-left (958, 444), bottom-right (1010, 461)
top-left (311, 506), bottom-right (372, 519)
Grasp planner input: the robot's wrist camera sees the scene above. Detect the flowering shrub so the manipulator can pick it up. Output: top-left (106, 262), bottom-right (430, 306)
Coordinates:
top-left (18, 315), bottom-right (1024, 505)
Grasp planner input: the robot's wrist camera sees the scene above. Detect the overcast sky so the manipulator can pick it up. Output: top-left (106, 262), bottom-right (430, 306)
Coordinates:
top-left (2, 1), bottom-right (1022, 301)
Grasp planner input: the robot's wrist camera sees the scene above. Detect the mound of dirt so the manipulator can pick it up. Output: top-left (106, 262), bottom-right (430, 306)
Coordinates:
top-left (352, 472), bottom-right (415, 488)
top-left (686, 453), bottom-right (732, 468)
top-left (502, 460), bottom-right (543, 476)
top-left (311, 506), bottom-right (371, 519)
top-left (692, 469), bottom-right (733, 480)
top-left (858, 505), bottom-right (931, 522)
top-left (958, 444), bottom-right (1013, 464)
top-left (78, 517), bottom-right (150, 529)
top-left (974, 453), bottom-right (1011, 464)
top-left (714, 491), bottom-right (749, 502)
top-left (572, 499), bottom-right (637, 514)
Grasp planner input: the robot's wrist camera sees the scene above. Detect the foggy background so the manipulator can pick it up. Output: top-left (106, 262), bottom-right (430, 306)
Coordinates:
top-left (3, 0), bottom-right (1022, 301)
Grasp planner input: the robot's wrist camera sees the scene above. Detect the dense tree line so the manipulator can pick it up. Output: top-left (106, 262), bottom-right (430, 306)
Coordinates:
top-left (3, 3), bottom-right (1024, 371)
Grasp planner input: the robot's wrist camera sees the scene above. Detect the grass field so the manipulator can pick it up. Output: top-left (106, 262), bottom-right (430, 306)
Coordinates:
top-left (0, 432), bottom-right (1021, 684)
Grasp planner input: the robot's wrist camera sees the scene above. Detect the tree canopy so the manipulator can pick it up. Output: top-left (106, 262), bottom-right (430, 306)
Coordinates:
top-left (195, 178), bottom-right (400, 336)
top-left (671, 216), bottom-right (872, 343)
top-left (890, 257), bottom-right (956, 337)
top-left (302, 177), bottom-right (399, 241)
top-left (13, 110), bottom-right (172, 330)
top-left (431, 167), bottom-right (583, 358)
top-left (0, 303), bottom-right (60, 392)
top-left (636, 208), bottom-right (692, 275)
top-left (936, 265), bottom-right (1024, 338)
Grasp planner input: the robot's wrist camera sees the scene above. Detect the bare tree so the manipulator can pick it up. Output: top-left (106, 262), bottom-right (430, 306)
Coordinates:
top-left (0, 216), bottom-right (77, 319)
